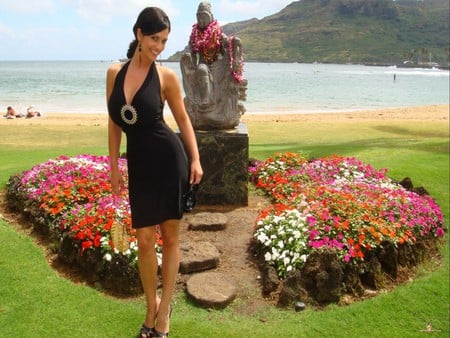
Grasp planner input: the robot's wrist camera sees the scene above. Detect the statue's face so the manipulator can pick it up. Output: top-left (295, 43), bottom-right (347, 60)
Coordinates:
top-left (197, 12), bottom-right (212, 29)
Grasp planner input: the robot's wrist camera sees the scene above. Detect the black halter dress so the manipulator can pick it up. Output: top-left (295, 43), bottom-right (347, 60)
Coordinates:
top-left (108, 61), bottom-right (189, 228)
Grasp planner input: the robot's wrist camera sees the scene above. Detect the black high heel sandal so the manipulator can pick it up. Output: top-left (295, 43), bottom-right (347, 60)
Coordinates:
top-left (152, 306), bottom-right (172, 338)
top-left (138, 324), bottom-right (154, 338)
top-left (151, 330), bottom-right (169, 337)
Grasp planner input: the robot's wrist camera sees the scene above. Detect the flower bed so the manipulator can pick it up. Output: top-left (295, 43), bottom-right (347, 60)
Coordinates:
top-left (6, 154), bottom-right (152, 295)
top-left (5, 152), bottom-right (445, 303)
top-left (249, 152), bottom-right (445, 305)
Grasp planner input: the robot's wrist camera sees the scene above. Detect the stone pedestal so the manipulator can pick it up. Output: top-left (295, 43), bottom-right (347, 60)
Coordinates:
top-left (187, 123), bottom-right (249, 206)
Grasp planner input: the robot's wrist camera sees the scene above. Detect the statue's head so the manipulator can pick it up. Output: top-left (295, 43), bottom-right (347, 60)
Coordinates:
top-left (196, 1), bottom-right (214, 29)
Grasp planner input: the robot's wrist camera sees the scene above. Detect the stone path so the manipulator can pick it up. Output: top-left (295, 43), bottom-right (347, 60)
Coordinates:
top-left (181, 212), bottom-right (239, 308)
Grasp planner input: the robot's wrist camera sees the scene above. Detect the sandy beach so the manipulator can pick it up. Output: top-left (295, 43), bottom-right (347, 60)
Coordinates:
top-left (1, 104), bottom-right (448, 127)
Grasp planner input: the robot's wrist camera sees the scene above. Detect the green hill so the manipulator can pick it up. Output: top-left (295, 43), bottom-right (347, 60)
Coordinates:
top-left (169, 0), bottom-right (449, 66)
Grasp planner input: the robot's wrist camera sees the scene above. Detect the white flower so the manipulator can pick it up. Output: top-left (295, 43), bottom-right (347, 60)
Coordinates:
top-left (355, 172), bottom-right (364, 179)
top-left (273, 215), bottom-right (283, 223)
top-left (264, 252), bottom-right (272, 262)
top-left (104, 253), bottom-right (112, 261)
top-left (299, 200), bottom-right (308, 207)
top-left (271, 247), bottom-right (280, 259)
top-left (256, 232), bottom-right (269, 243)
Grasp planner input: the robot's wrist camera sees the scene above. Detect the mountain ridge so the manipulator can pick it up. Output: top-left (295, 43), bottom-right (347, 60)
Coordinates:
top-left (169, 0), bottom-right (449, 66)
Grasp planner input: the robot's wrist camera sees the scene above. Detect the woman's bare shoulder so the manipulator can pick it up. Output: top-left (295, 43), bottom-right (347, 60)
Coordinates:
top-left (106, 62), bottom-right (126, 98)
top-left (157, 64), bottom-right (180, 93)
top-left (107, 62), bottom-right (125, 77)
top-left (157, 64), bottom-right (178, 80)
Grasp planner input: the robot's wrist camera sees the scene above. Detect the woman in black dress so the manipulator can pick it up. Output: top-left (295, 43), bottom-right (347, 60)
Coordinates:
top-left (107, 7), bottom-right (203, 338)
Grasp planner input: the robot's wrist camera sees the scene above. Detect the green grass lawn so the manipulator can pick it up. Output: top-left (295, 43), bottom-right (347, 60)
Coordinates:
top-left (0, 114), bottom-right (448, 337)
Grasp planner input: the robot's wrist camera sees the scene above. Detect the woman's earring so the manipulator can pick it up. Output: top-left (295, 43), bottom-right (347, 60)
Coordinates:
top-left (138, 43), bottom-right (142, 63)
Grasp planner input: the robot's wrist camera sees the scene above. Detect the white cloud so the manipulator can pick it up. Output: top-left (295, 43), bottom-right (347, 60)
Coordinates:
top-left (0, 0), bottom-right (54, 14)
top-left (0, 0), bottom-right (295, 60)
top-left (0, 21), bottom-right (15, 38)
top-left (61, 0), bottom-right (180, 25)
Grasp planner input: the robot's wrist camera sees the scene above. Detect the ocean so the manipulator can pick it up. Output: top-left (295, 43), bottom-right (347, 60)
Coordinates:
top-left (0, 61), bottom-right (448, 115)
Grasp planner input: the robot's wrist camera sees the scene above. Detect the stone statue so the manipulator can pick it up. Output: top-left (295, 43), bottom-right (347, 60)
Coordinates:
top-left (180, 1), bottom-right (247, 131)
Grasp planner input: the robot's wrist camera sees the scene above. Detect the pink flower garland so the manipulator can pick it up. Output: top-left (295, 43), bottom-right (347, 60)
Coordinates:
top-left (189, 20), bottom-right (222, 63)
top-left (190, 20), bottom-right (245, 84)
top-left (228, 35), bottom-right (245, 84)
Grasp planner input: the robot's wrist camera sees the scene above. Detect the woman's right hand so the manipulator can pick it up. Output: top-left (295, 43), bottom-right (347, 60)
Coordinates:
top-left (110, 169), bottom-right (124, 195)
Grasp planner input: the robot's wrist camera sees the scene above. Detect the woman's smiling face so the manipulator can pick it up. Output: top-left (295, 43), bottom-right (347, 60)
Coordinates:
top-left (139, 28), bottom-right (169, 62)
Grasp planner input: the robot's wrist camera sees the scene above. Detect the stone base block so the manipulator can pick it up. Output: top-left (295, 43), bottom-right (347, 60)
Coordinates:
top-left (191, 123), bottom-right (249, 206)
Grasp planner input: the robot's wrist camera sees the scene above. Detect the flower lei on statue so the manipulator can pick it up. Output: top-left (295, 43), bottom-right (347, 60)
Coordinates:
top-left (189, 19), bottom-right (244, 84)
top-left (190, 19), bottom-right (222, 64)
top-left (227, 35), bottom-right (245, 84)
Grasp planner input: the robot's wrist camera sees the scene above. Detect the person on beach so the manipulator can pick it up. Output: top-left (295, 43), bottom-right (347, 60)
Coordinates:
top-left (106, 7), bottom-right (203, 338)
top-left (26, 105), bottom-right (41, 118)
top-left (4, 106), bottom-right (24, 119)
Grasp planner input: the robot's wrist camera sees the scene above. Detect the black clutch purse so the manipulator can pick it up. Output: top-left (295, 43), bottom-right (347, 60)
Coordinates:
top-left (183, 183), bottom-right (198, 212)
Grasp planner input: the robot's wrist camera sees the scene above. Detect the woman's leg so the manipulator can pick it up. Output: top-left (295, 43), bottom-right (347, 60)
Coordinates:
top-left (155, 219), bottom-right (180, 335)
top-left (136, 226), bottom-right (159, 329)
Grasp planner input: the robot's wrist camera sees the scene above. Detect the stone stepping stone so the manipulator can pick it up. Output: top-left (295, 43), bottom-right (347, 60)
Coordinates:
top-left (188, 212), bottom-right (228, 231)
top-left (179, 241), bottom-right (220, 274)
top-left (186, 272), bottom-right (237, 309)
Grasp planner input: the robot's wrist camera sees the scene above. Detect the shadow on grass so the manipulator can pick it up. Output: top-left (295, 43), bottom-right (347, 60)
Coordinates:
top-left (251, 138), bottom-right (449, 159)
top-left (372, 125), bottom-right (449, 138)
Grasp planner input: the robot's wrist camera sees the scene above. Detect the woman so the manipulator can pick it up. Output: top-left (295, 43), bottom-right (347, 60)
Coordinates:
top-left (106, 7), bottom-right (203, 338)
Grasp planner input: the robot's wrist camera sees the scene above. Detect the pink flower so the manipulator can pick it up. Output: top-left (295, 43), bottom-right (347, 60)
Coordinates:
top-left (310, 240), bottom-right (324, 249)
top-left (436, 227), bottom-right (445, 237)
top-left (307, 216), bottom-right (317, 227)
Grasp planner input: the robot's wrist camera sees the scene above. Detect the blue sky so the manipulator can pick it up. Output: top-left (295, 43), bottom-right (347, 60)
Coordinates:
top-left (0, 0), bottom-right (294, 60)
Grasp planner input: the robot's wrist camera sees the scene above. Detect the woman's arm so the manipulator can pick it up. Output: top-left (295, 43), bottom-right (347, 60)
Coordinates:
top-left (106, 64), bottom-right (124, 194)
top-left (160, 66), bottom-right (203, 184)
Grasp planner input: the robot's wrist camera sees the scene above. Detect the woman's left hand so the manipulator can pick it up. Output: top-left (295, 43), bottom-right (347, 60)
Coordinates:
top-left (190, 159), bottom-right (203, 185)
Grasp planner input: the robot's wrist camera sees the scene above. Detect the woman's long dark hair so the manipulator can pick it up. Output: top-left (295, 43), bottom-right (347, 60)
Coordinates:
top-left (127, 7), bottom-right (171, 59)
